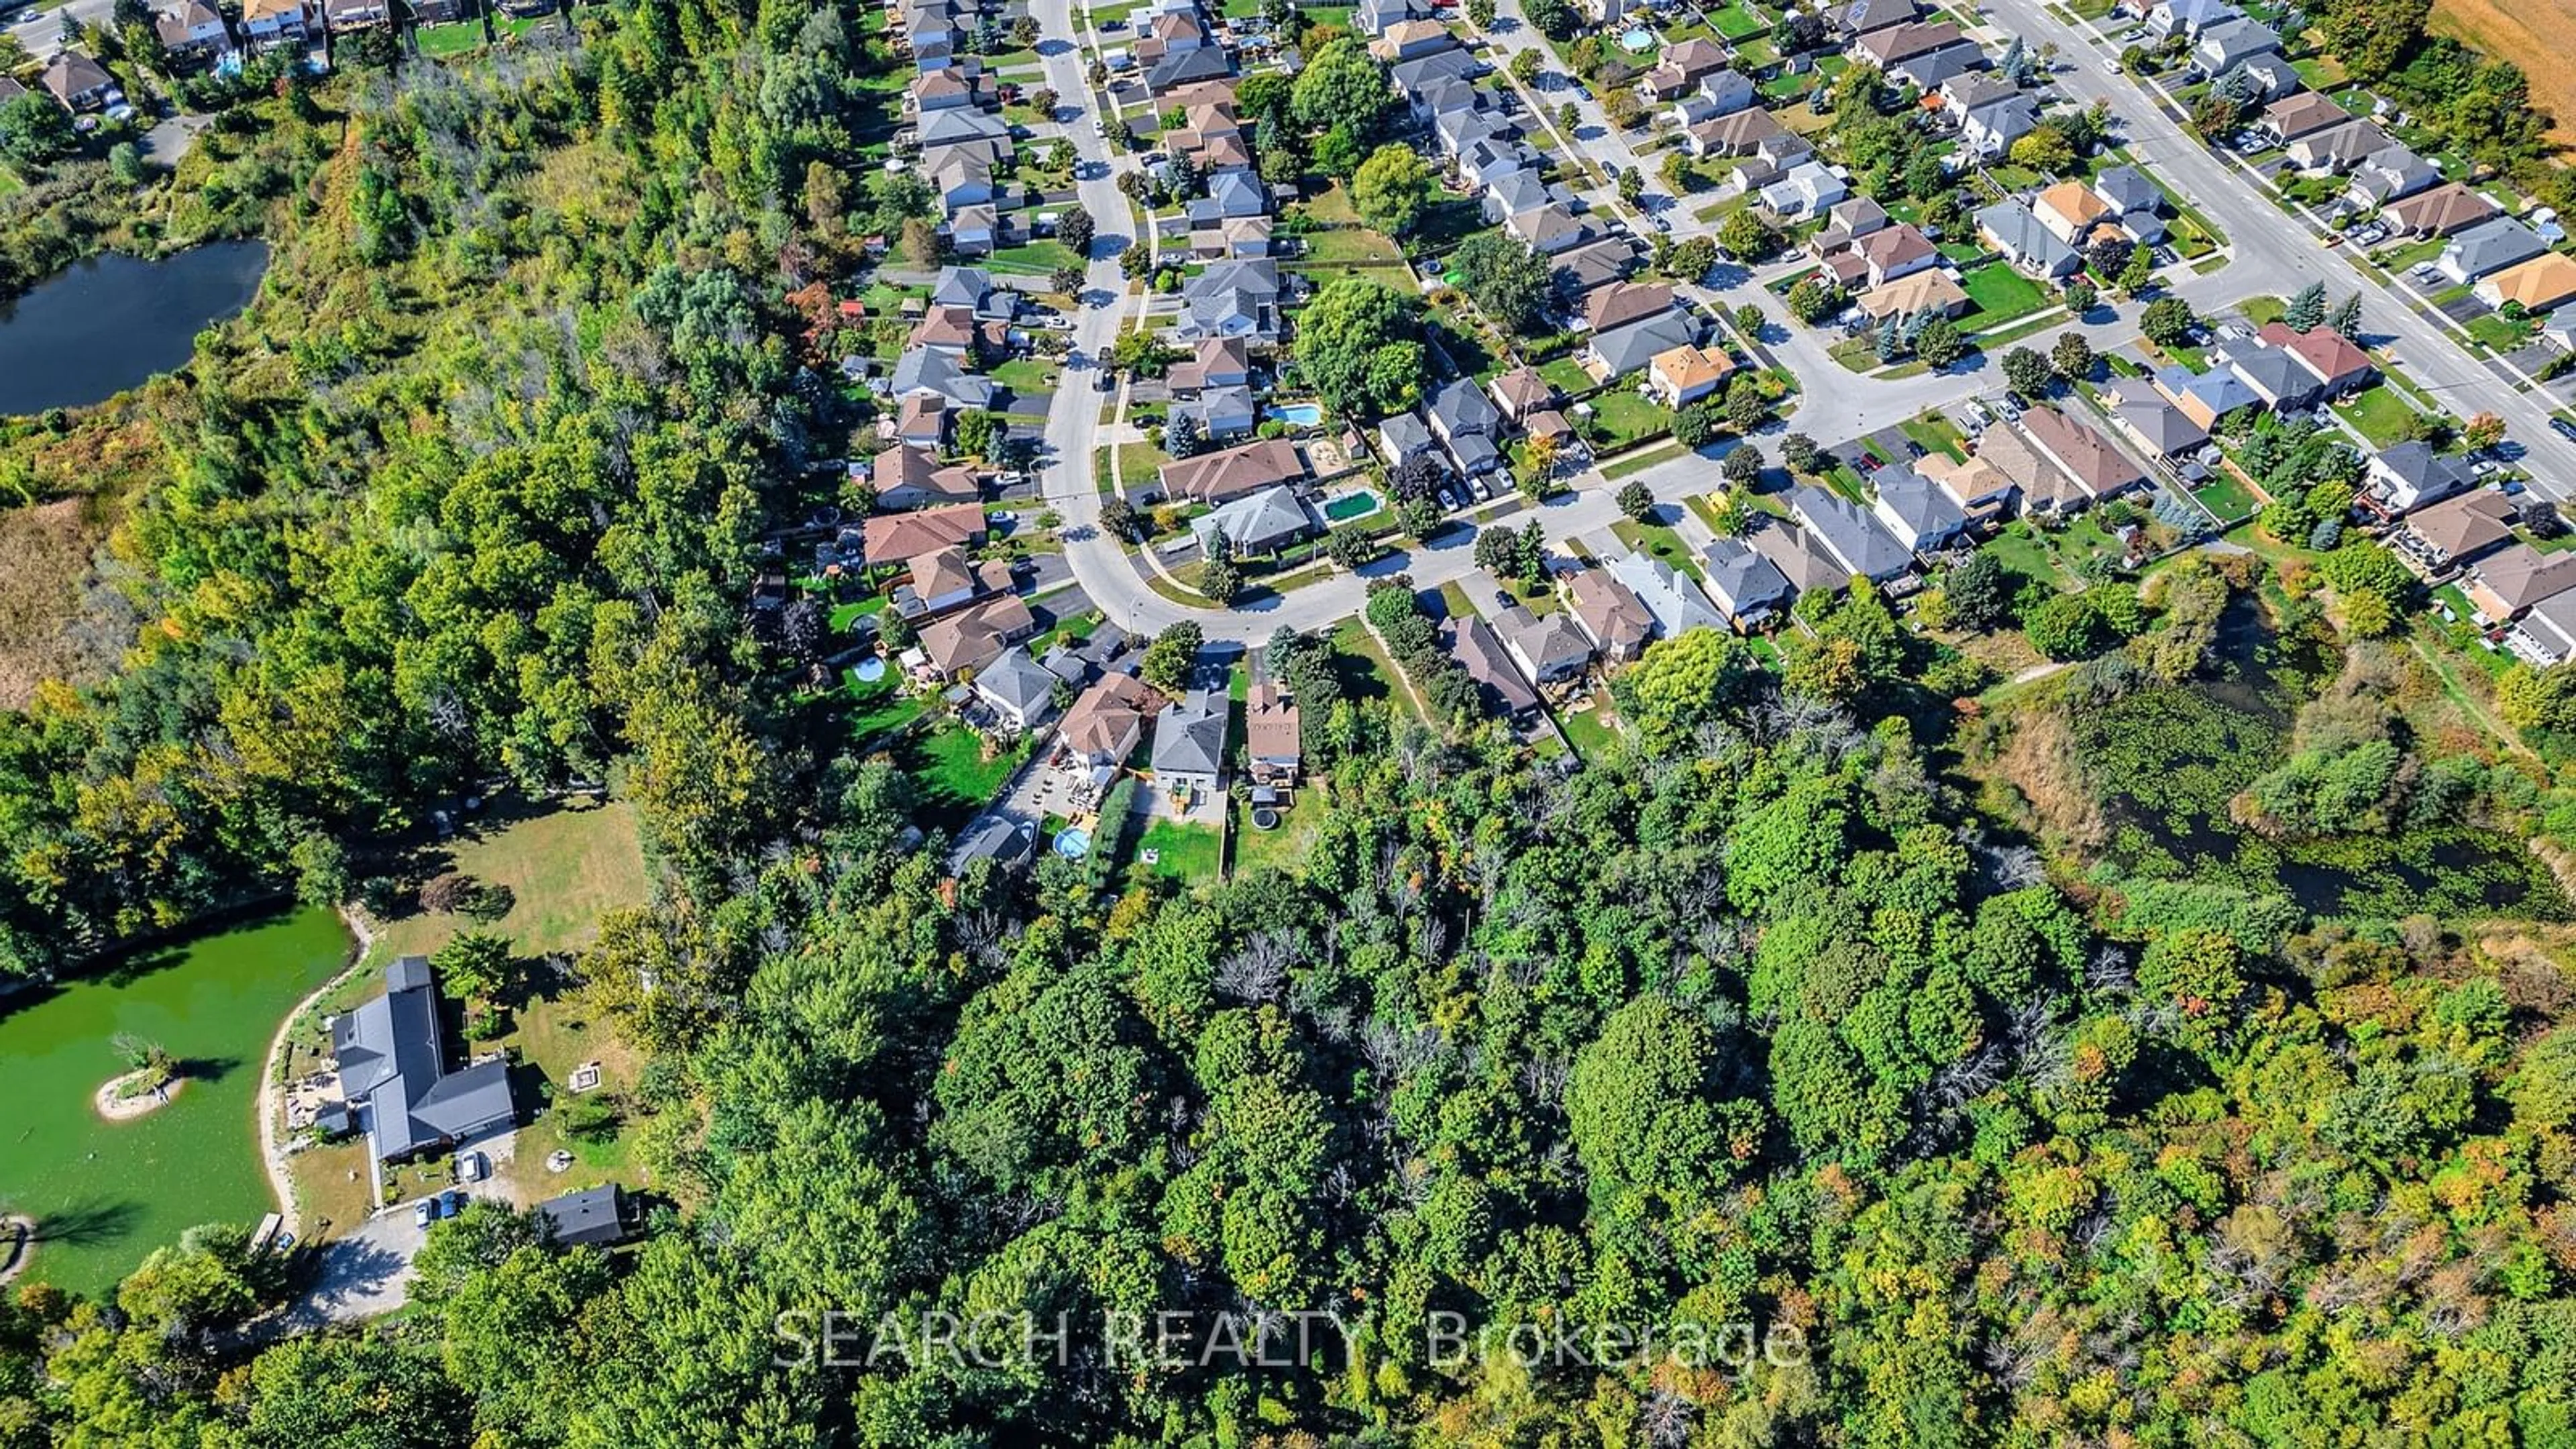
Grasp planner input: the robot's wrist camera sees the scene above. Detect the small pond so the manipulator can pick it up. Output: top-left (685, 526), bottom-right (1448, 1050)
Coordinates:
top-left (0, 241), bottom-right (270, 416)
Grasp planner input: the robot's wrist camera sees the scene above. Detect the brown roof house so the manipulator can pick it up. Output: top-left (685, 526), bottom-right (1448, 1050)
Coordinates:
top-left (869, 445), bottom-right (981, 511)
top-left (2019, 407), bottom-right (2147, 504)
top-left (1244, 680), bottom-right (1302, 788)
top-left (1058, 672), bottom-right (1164, 773)
top-left (2257, 321), bottom-right (2376, 397)
top-left (1856, 222), bottom-right (1939, 287)
top-left (1157, 437), bottom-right (1305, 504)
top-left (1585, 280), bottom-right (1675, 333)
top-left (2468, 544), bottom-right (2576, 621)
top-left (40, 52), bottom-right (117, 111)
top-left (1564, 568), bottom-right (1655, 662)
top-left (1859, 270), bottom-right (1970, 323)
top-left (2398, 489), bottom-right (2515, 572)
top-left (863, 500), bottom-right (986, 561)
top-left (1973, 421), bottom-right (2088, 517)
top-left (916, 593), bottom-right (1036, 678)
top-left (1489, 367), bottom-right (1557, 422)
top-left (2382, 182), bottom-right (2499, 240)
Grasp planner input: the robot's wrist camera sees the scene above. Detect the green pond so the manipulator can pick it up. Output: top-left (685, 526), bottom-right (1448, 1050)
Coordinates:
top-left (0, 907), bottom-right (350, 1298)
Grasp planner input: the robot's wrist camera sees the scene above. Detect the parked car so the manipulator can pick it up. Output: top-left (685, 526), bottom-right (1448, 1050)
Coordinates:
top-left (441, 1189), bottom-right (468, 1218)
top-left (456, 1150), bottom-right (487, 1183)
top-left (1903, 441), bottom-right (1928, 460)
top-left (2551, 417), bottom-right (2576, 445)
top-left (413, 1198), bottom-right (438, 1229)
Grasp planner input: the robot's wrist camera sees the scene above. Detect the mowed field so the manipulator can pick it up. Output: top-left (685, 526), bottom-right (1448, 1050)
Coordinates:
top-left (2431, 0), bottom-right (2576, 146)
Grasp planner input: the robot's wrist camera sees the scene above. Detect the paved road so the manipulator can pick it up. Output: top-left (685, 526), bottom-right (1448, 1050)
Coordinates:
top-left (5, 0), bottom-right (117, 56)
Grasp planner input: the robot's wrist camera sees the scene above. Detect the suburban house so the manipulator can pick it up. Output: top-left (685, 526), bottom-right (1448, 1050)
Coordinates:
top-left (1586, 280), bottom-right (1674, 333)
top-left (1642, 37), bottom-right (1728, 99)
top-left (2347, 144), bottom-right (2440, 207)
top-left (240, 0), bottom-right (313, 44)
top-left (2152, 362), bottom-right (2261, 429)
top-left (899, 546), bottom-right (1003, 616)
top-left (1371, 18), bottom-right (1454, 60)
top-left (1494, 604), bottom-right (1595, 685)
top-left (2467, 544), bottom-right (2576, 621)
top-left (1977, 199), bottom-right (2081, 278)
top-left (1752, 518), bottom-right (1852, 594)
top-left (863, 501), bottom-right (985, 564)
top-left (892, 394), bottom-right (948, 450)
top-left (1169, 337), bottom-right (1252, 394)
top-left (1553, 237), bottom-right (1642, 294)
top-left (973, 646), bottom-right (1062, 733)
top-left (2476, 252), bottom-right (2576, 313)
top-left (2286, 117), bottom-right (2390, 175)
top-left (1158, 437), bottom-right (1306, 504)
top-left (2258, 321), bottom-right (2377, 396)
top-left (1607, 551), bottom-right (1728, 636)
top-left (154, 0), bottom-right (231, 62)
top-left (1648, 343), bottom-right (1733, 407)
top-left (2396, 488), bottom-right (2516, 572)
top-left (1918, 449), bottom-right (2021, 516)
top-left (1860, 270), bottom-right (1971, 323)
top-left (1870, 466), bottom-right (1971, 551)
top-left (2436, 218), bottom-right (2549, 286)
top-left (2094, 165), bottom-right (2167, 241)
top-left (40, 53), bottom-right (118, 111)
top-left (2192, 17), bottom-right (2283, 77)
top-left (1585, 311), bottom-right (1700, 380)
top-left (2512, 590), bottom-right (2576, 665)
top-left (1700, 538), bottom-right (1794, 629)
top-left (1858, 223), bottom-right (1939, 286)
top-left (1490, 368), bottom-right (1557, 423)
top-left (2147, 0), bottom-right (2238, 38)
top-left (1191, 485), bottom-right (1316, 555)
top-left (1853, 19), bottom-right (1964, 69)
top-left (1972, 423), bottom-right (2088, 517)
top-left (2363, 439), bottom-right (2475, 516)
top-left (892, 347), bottom-right (995, 412)
top-left (2259, 89), bottom-right (2347, 146)
top-left (1506, 203), bottom-right (1595, 255)
top-left (322, 0), bottom-right (391, 28)
top-left (1244, 680), bottom-right (1301, 789)
top-left (2033, 182), bottom-right (2114, 246)
top-left (2103, 377), bottom-right (2210, 458)
top-left (1151, 691), bottom-right (1228, 805)
top-left (1565, 568), bottom-right (1656, 661)
top-left (1669, 68), bottom-right (1756, 127)
top-left (1354, 0), bottom-right (1420, 33)
top-left (916, 593), bottom-right (1036, 678)
top-left (1428, 376), bottom-right (1504, 477)
top-left (1759, 162), bottom-right (1849, 219)
top-left (1688, 106), bottom-right (1788, 158)
top-left (1058, 673), bottom-right (1163, 775)
top-left (1177, 260), bottom-right (1284, 345)
top-left (1960, 93), bottom-right (2041, 158)
top-left (1379, 411), bottom-right (1441, 470)
top-left (1441, 615), bottom-right (1542, 721)
top-left (2382, 182), bottom-right (2499, 239)
top-left (538, 1185), bottom-right (640, 1249)
top-left (1792, 486), bottom-right (1914, 582)
top-left (1173, 383), bottom-right (1257, 443)
top-left (332, 956), bottom-right (516, 1171)
top-left (868, 447), bottom-right (979, 511)
top-left (2216, 337), bottom-right (2324, 412)
top-left (1837, 0), bottom-right (1917, 38)
top-left (2020, 407), bottom-right (2147, 502)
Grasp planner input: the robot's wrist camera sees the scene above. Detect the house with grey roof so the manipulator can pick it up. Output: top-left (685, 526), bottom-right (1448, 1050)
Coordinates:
top-left (2152, 362), bottom-right (2261, 429)
top-left (1151, 691), bottom-right (1228, 802)
top-left (1701, 538), bottom-right (1793, 629)
top-left (1961, 93), bottom-right (2041, 158)
top-left (974, 645), bottom-right (1061, 733)
top-left (2364, 440), bottom-right (2474, 516)
top-left (893, 347), bottom-right (996, 411)
top-left (1791, 485), bottom-right (1915, 582)
top-left (2286, 117), bottom-right (2389, 175)
top-left (2436, 217), bottom-right (2548, 286)
top-left (1379, 410), bottom-right (1442, 468)
top-left (2103, 377), bottom-right (2210, 457)
top-left (1482, 170), bottom-right (1562, 225)
top-left (2347, 144), bottom-right (2438, 207)
top-left (332, 957), bottom-right (517, 1169)
top-left (2192, 17), bottom-right (2281, 74)
top-left (1177, 260), bottom-right (1283, 345)
top-left (538, 1184), bottom-right (639, 1249)
top-left (1870, 467), bottom-right (1970, 552)
top-left (2147, 0), bottom-right (2237, 38)
top-left (1389, 47), bottom-right (1480, 97)
top-left (1584, 310), bottom-right (1699, 379)
top-left (1553, 238), bottom-right (1638, 294)
top-left (1148, 44), bottom-right (1231, 93)
top-left (1976, 199), bottom-right (2080, 278)
top-left (1606, 551), bottom-right (1727, 636)
top-left (1428, 377), bottom-right (1502, 476)
top-left (1354, 0), bottom-right (1419, 34)
top-left (2094, 164), bottom-right (2162, 217)
top-left (1192, 484), bottom-right (1316, 555)
top-left (1494, 604), bottom-right (1595, 684)
top-left (1175, 383), bottom-right (1257, 441)
top-left (2216, 338), bottom-right (2322, 412)
top-left (1442, 614), bottom-right (1542, 720)
top-left (1836, 0), bottom-right (1916, 38)
top-left (1505, 201), bottom-right (1595, 254)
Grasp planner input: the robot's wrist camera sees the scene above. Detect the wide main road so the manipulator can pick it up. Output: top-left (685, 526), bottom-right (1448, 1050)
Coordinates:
top-left (1978, 0), bottom-right (2576, 496)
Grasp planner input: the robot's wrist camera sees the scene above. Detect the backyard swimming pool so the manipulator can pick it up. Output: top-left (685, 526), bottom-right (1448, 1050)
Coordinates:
top-left (1620, 26), bottom-right (1656, 49)
top-left (1264, 403), bottom-right (1324, 427)
top-left (1323, 490), bottom-right (1378, 522)
top-left (1053, 825), bottom-right (1092, 858)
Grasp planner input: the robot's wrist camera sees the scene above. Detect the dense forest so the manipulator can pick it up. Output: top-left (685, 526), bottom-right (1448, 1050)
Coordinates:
top-left (2, 0), bottom-right (2576, 1443)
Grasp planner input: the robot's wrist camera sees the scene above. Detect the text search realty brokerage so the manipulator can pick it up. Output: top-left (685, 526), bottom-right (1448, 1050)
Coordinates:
top-left (775, 1309), bottom-right (1812, 1373)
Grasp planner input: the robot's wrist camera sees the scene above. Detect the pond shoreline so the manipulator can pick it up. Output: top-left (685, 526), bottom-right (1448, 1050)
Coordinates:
top-left (0, 241), bottom-right (271, 417)
top-left (258, 906), bottom-right (378, 1240)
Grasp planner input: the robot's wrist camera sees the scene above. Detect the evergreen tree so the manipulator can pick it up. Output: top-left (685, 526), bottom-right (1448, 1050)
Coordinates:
top-left (2285, 280), bottom-right (2328, 333)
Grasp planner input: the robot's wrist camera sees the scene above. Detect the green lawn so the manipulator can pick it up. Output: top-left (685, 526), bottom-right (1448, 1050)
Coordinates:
top-left (2468, 311), bottom-right (2536, 352)
top-left (1538, 355), bottom-right (1597, 396)
top-left (898, 719), bottom-right (1030, 833)
top-left (1116, 438), bottom-right (1173, 493)
top-left (1611, 515), bottom-right (1703, 580)
top-left (2194, 471), bottom-right (2259, 525)
top-left (1132, 816), bottom-right (1224, 884)
top-left (1900, 413), bottom-right (1969, 462)
top-left (416, 18), bottom-right (486, 54)
top-left (364, 799), bottom-right (651, 965)
top-left (1555, 695), bottom-right (1627, 760)
top-left (984, 239), bottom-right (1083, 276)
top-left (991, 356), bottom-right (1059, 394)
top-left (1582, 389), bottom-right (1676, 451)
top-left (2334, 384), bottom-right (2420, 447)
top-left (1232, 788), bottom-right (1327, 876)
top-left (846, 663), bottom-right (929, 744)
top-left (1959, 262), bottom-right (2050, 328)
top-left (1708, 1), bottom-right (1768, 38)
top-left (1295, 225), bottom-right (1403, 266)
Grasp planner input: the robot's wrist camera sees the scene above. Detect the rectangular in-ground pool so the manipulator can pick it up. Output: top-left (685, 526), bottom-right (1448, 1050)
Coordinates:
top-left (1323, 490), bottom-right (1377, 522)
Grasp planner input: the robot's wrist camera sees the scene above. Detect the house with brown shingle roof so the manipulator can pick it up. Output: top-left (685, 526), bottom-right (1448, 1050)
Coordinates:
top-left (1245, 680), bottom-right (1301, 787)
top-left (2019, 407), bottom-right (2147, 502)
top-left (895, 392), bottom-right (947, 449)
top-left (1489, 367), bottom-right (1556, 421)
top-left (2259, 89), bottom-right (2349, 146)
top-left (1563, 568), bottom-right (1654, 661)
top-left (1973, 422), bottom-right (2087, 517)
top-left (2398, 489), bottom-right (2515, 571)
top-left (2467, 543), bottom-right (2576, 621)
top-left (2257, 321), bottom-right (2375, 396)
top-left (1687, 106), bottom-right (1786, 158)
top-left (916, 592), bottom-right (1036, 678)
top-left (1859, 269), bottom-right (1970, 322)
top-left (863, 500), bottom-right (986, 561)
top-left (1585, 280), bottom-right (1674, 332)
top-left (2382, 182), bottom-right (2498, 239)
top-left (1856, 222), bottom-right (1939, 286)
top-left (870, 445), bottom-right (981, 511)
top-left (1156, 437), bottom-right (1306, 504)
top-left (1168, 337), bottom-right (1252, 394)
top-left (1059, 672), bottom-right (1165, 769)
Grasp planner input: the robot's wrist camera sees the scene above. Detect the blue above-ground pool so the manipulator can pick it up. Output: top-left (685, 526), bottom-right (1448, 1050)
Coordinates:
top-left (1264, 403), bottom-right (1324, 427)
top-left (1620, 26), bottom-right (1655, 50)
top-left (1054, 826), bottom-right (1092, 859)
top-left (853, 657), bottom-right (887, 682)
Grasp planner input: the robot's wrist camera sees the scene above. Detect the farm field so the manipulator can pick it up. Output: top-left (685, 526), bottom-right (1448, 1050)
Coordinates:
top-left (2430, 0), bottom-right (2576, 146)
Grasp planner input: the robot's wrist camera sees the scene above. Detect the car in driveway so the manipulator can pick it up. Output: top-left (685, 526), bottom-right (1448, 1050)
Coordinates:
top-left (413, 1198), bottom-right (438, 1229)
top-left (440, 1189), bottom-right (469, 1218)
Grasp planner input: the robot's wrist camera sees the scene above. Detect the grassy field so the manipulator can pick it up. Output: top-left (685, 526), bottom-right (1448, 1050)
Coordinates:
top-left (0, 497), bottom-right (109, 711)
top-left (365, 798), bottom-right (650, 966)
top-left (2334, 383), bottom-right (2421, 447)
top-left (1232, 788), bottom-right (1327, 876)
top-left (1960, 262), bottom-right (2051, 327)
top-left (896, 719), bottom-right (1030, 833)
top-left (1582, 390), bottom-right (1676, 451)
top-left (1556, 694), bottom-right (1627, 760)
top-left (1133, 816), bottom-right (1224, 883)
top-left (2430, 0), bottom-right (2576, 147)
top-left (1612, 514), bottom-right (1703, 580)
